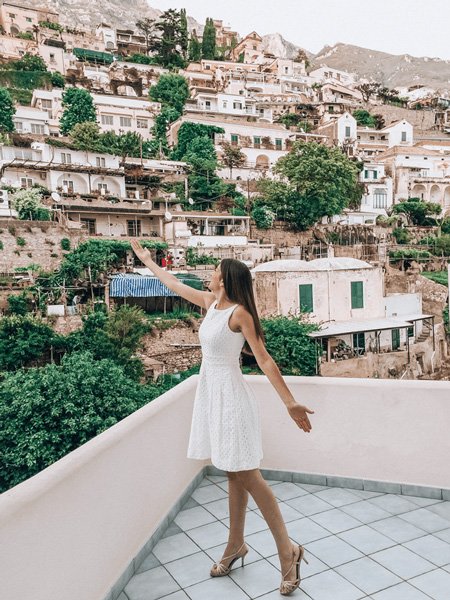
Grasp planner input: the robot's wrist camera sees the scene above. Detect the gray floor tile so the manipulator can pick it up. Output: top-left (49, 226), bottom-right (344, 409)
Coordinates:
top-left (310, 508), bottom-right (362, 534)
top-left (159, 591), bottom-right (190, 599)
top-left (136, 552), bottom-right (161, 574)
top-left (409, 568), bottom-right (450, 599)
top-left (191, 485), bottom-right (228, 505)
top-left (164, 551), bottom-right (212, 589)
top-left (230, 557), bottom-right (281, 597)
top-left (405, 496), bottom-right (443, 508)
top-left (306, 536), bottom-right (364, 568)
top-left (117, 594), bottom-right (128, 600)
top-left (162, 523), bottom-right (184, 538)
top-left (338, 525), bottom-right (395, 555)
top-left (216, 480), bottom-right (228, 492)
top-left (182, 498), bottom-right (200, 510)
top-left (201, 498), bottom-right (231, 520)
top-left (124, 566), bottom-right (180, 600)
top-left (255, 501), bottom-right (303, 523)
top-left (206, 475), bottom-right (227, 483)
top-left (222, 510), bottom-right (268, 535)
top-left (370, 545), bottom-right (435, 579)
top-left (204, 542), bottom-right (263, 567)
top-left (286, 494), bottom-right (334, 516)
top-left (185, 521), bottom-right (229, 550)
top-left (314, 488), bottom-right (361, 508)
top-left (399, 507), bottom-right (450, 533)
top-left (367, 495), bottom-right (418, 515)
top-left (267, 551), bottom-right (329, 578)
top-left (371, 582), bottom-right (431, 599)
top-left (301, 568), bottom-right (365, 600)
top-left (435, 528), bottom-right (450, 544)
top-left (351, 490), bottom-right (386, 500)
top-left (246, 529), bottom-right (278, 557)
top-left (287, 517), bottom-right (331, 544)
top-left (297, 483), bottom-right (328, 493)
top-left (174, 506), bottom-right (217, 531)
top-left (153, 533), bottom-right (200, 564)
top-left (369, 516), bottom-right (427, 543)
top-left (404, 534), bottom-right (450, 567)
top-left (257, 588), bottom-right (311, 599)
top-left (197, 478), bottom-right (214, 488)
top-left (341, 500), bottom-right (391, 524)
top-left (271, 482), bottom-right (309, 501)
top-left (184, 575), bottom-right (249, 600)
top-left (336, 557), bottom-right (401, 595)
top-left (426, 501), bottom-right (450, 522)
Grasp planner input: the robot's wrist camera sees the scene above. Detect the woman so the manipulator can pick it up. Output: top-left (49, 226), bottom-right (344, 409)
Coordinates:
top-left (131, 241), bottom-right (314, 596)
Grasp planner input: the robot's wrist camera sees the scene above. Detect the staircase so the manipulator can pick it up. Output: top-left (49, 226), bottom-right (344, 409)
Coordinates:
top-left (417, 322), bottom-right (432, 343)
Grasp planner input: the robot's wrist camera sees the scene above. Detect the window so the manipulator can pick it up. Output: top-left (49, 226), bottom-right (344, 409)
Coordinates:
top-left (9, 13), bottom-right (16, 18)
top-left (205, 101), bottom-right (211, 110)
top-left (20, 177), bottom-right (33, 188)
top-left (364, 169), bottom-right (369, 179)
top-left (222, 101), bottom-right (227, 108)
top-left (401, 131), bottom-right (407, 142)
top-left (61, 152), bottom-right (71, 164)
top-left (101, 114), bottom-right (114, 126)
top-left (26, 17), bottom-right (32, 22)
top-left (352, 333), bottom-right (365, 356)
top-left (81, 218), bottom-right (96, 235)
top-left (119, 116), bottom-right (132, 127)
top-left (275, 138), bottom-right (283, 150)
top-left (392, 328), bottom-right (400, 350)
top-left (49, 53), bottom-right (55, 62)
top-left (253, 136), bottom-right (261, 148)
top-left (97, 182), bottom-right (108, 193)
top-left (233, 101), bottom-right (242, 110)
top-left (373, 170), bottom-right (378, 179)
top-left (62, 180), bottom-right (74, 192)
top-left (299, 284), bottom-right (313, 313)
top-left (408, 326), bottom-right (414, 338)
top-left (127, 220), bottom-right (141, 237)
top-left (231, 134), bottom-right (239, 145)
top-left (328, 106), bottom-right (334, 113)
top-left (15, 121), bottom-right (23, 132)
top-left (373, 189), bottom-right (388, 209)
top-left (96, 157), bottom-right (106, 168)
top-left (31, 123), bottom-right (45, 134)
top-left (351, 281), bottom-right (364, 309)
top-left (345, 126), bottom-right (351, 138)
top-left (136, 118), bottom-right (148, 129)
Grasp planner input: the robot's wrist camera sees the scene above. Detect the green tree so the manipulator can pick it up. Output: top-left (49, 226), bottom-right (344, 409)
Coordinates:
top-left (0, 87), bottom-right (15, 133)
top-left (50, 71), bottom-right (65, 88)
top-left (12, 52), bottom-right (47, 72)
top-left (0, 351), bottom-right (158, 491)
top-left (251, 204), bottom-right (276, 229)
top-left (179, 8), bottom-right (189, 59)
top-left (149, 73), bottom-right (189, 113)
top-left (258, 141), bottom-right (361, 230)
top-left (135, 17), bottom-right (157, 54)
top-left (202, 17), bottom-right (216, 59)
top-left (352, 109), bottom-right (376, 128)
top-left (356, 82), bottom-right (381, 102)
top-left (70, 121), bottom-right (102, 152)
top-left (171, 122), bottom-right (224, 160)
top-left (392, 197), bottom-right (442, 226)
top-left (148, 106), bottom-right (181, 158)
top-left (151, 9), bottom-right (185, 67)
top-left (220, 141), bottom-right (246, 178)
top-left (59, 87), bottom-right (97, 135)
top-left (183, 136), bottom-right (227, 206)
top-left (11, 188), bottom-right (50, 221)
top-left (261, 315), bottom-right (319, 376)
top-left (188, 30), bottom-right (202, 62)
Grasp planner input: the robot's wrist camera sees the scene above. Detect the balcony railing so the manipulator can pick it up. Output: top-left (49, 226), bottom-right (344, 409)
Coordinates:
top-left (1, 377), bottom-right (450, 600)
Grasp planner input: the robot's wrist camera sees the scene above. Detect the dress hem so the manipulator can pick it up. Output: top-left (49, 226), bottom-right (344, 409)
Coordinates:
top-left (187, 453), bottom-right (263, 473)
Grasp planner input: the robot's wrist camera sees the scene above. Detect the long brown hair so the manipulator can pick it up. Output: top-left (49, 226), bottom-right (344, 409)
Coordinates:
top-left (219, 259), bottom-right (264, 353)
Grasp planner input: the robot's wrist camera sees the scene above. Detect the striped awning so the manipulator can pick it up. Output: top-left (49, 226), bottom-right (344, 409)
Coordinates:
top-left (109, 274), bottom-right (202, 298)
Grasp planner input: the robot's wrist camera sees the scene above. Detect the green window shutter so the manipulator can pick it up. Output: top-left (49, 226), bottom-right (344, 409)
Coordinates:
top-left (231, 134), bottom-right (238, 143)
top-left (351, 281), bottom-right (364, 309)
top-left (392, 328), bottom-right (400, 350)
top-left (299, 284), bottom-right (313, 313)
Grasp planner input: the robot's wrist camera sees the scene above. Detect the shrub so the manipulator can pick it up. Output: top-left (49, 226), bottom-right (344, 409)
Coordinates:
top-left (60, 237), bottom-right (71, 251)
top-left (251, 205), bottom-right (276, 229)
top-left (0, 314), bottom-right (58, 371)
top-left (50, 71), bottom-right (65, 88)
top-left (392, 228), bottom-right (411, 244)
top-left (16, 236), bottom-right (26, 247)
top-left (185, 247), bottom-right (219, 266)
top-left (0, 241), bottom-right (3, 250)
top-left (7, 293), bottom-right (29, 316)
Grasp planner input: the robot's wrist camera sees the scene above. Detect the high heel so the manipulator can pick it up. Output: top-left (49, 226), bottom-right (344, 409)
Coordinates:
top-left (210, 542), bottom-right (248, 577)
top-left (279, 544), bottom-right (308, 596)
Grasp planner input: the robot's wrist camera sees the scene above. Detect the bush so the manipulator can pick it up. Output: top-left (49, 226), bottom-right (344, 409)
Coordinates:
top-left (11, 188), bottom-right (51, 221)
top-left (60, 237), bottom-right (71, 251)
top-left (392, 228), bottom-right (411, 244)
top-left (0, 351), bottom-right (159, 491)
top-left (251, 204), bottom-right (276, 229)
top-left (16, 236), bottom-right (26, 247)
top-left (7, 293), bottom-right (29, 316)
top-left (185, 247), bottom-right (219, 266)
top-left (50, 71), bottom-right (65, 88)
top-left (0, 314), bottom-right (58, 371)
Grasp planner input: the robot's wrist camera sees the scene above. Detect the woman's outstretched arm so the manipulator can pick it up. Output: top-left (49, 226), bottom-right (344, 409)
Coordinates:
top-left (130, 240), bottom-right (215, 310)
top-left (231, 306), bottom-right (314, 432)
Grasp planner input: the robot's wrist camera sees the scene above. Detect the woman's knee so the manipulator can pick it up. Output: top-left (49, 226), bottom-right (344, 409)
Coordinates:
top-left (235, 469), bottom-right (262, 489)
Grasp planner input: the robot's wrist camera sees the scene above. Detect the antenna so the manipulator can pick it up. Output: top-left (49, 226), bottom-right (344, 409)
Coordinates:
top-left (51, 191), bottom-right (62, 203)
top-left (164, 210), bottom-right (173, 221)
top-left (188, 197), bottom-right (194, 205)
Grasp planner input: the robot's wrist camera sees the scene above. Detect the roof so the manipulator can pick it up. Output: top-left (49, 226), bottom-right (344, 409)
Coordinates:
top-left (178, 113), bottom-right (290, 132)
top-left (376, 145), bottom-right (443, 160)
top-left (308, 317), bottom-right (414, 338)
top-left (109, 274), bottom-right (202, 298)
top-left (252, 257), bottom-right (373, 273)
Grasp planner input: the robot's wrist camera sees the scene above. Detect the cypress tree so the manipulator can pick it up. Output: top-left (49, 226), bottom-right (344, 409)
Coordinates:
top-left (188, 30), bottom-right (202, 62)
top-left (202, 18), bottom-right (216, 60)
top-left (180, 8), bottom-right (189, 59)
top-left (0, 87), bottom-right (15, 133)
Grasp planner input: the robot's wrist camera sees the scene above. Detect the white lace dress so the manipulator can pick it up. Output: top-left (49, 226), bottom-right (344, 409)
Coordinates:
top-left (187, 300), bottom-right (263, 471)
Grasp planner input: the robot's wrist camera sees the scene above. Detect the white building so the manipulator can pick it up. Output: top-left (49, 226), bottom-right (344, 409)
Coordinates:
top-left (309, 66), bottom-right (356, 87)
top-left (185, 91), bottom-right (273, 122)
top-left (13, 106), bottom-right (50, 137)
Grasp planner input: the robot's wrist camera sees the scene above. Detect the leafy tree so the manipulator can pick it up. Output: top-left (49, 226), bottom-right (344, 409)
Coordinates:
top-left (11, 52), bottom-right (47, 72)
top-left (50, 71), bottom-right (65, 88)
top-left (220, 141), bottom-right (246, 178)
top-left (126, 53), bottom-right (157, 65)
top-left (0, 314), bottom-right (59, 371)
top-left (251, 204), bottom-right (276, 229)
top-left (294, 49), bottom-right (310, 69)
top-left (135, 17), bottom-right (157, 54)
top-left (356, 82), bottom-right (381, 102)
top-left (70, 121), bottom-right (102, 152)
top-left (11, 188), bottom-right (50, 221)
top-left (188, 30), bottom-right (202, 62)
top-left (59, 87), bottom-right (97, 135)
top-left (261, 315), bottom-right (319, 376)
top-left (0, 87), bottom-right (15, 133)
top-left (172, 122), bottom-right (224, 160)
top-left (150, 9), bottom-right (185, 67)
top-left (0, 351), bottom-right (159, 491)
top-left (276, 113), bottom-right (301, 128)
top-left (179, 8), bottom-right (189, 59)
top-left (202, 17), bottom-right (216, 59)
top-left (353, 109), bottom-right (376, 128)
top-left (183, 136), bottom-right (227, 206)
top-left (7, 293), bottom-right (30, 316)
top-left (392, 227), bottom-right (411, 244)
top-left (148, 106), bottom-right (181, 158)
top-left (392, 197), bottom-right (442, 226)
top-left (149, 73), bottom-right (189, 113)
top-left (107, 131), bottom-right (144, 164)
top-left (258, 142), bottom-right (361, 230)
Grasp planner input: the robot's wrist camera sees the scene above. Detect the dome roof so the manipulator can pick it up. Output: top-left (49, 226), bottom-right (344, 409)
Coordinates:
top-left (252, 257), bottom-right (373, 273)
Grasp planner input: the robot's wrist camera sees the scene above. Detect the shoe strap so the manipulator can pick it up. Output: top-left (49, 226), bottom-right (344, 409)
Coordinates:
top-left (281, 546), bottom-right (301, 580)
top-left (219, 542), bottom-right (246, 562)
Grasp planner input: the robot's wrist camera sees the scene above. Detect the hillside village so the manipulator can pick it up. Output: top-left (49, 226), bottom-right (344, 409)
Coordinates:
top-left (0, 1), bottom-right (450, 381)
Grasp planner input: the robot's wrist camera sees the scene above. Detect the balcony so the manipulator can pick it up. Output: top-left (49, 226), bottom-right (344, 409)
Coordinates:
top-left (1, 377), bottom-right (450, 600)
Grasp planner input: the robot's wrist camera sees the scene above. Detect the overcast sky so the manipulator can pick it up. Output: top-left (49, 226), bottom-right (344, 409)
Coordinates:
top-left (152, 0), bottom-right (450, 60)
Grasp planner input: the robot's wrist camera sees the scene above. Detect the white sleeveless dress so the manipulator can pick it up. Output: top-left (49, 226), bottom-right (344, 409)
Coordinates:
top-left (187, 300), bottom-right (263, 472)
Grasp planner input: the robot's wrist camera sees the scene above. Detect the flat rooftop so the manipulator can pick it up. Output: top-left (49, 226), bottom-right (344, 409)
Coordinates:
top-left (122, 474), bottom-right (450, 600)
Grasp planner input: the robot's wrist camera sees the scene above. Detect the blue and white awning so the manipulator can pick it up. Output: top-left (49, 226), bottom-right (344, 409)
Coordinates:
top-left (109, 274), bottom-right (202, 298)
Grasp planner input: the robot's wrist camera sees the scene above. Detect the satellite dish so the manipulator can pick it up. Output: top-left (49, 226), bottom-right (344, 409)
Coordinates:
top-left (188, 197), bottom-right (194, 205)
top-left (0, 177), bottom-right (8, 184)
top-left (51, 191), bottom-right (62, 203)
top-left (164, 211), bottom-right (173, 221)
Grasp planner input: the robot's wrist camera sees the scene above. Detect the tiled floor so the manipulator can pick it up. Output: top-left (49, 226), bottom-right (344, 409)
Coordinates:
top-left (122, 476), bottom-right (450, 600)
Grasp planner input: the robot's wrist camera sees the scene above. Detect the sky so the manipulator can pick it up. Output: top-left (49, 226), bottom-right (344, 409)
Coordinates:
top-left (151, 0), bottom-right (450, 60)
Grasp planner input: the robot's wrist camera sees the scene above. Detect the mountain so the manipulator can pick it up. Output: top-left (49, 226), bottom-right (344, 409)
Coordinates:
top-left (261, 33), bottom-right (310, 60)
top-left (312, 43), bottom-right (450, 91)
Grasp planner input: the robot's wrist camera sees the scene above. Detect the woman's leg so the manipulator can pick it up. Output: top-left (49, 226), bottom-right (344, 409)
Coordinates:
top-left (236, 469), bottom-right (298, 580)
top-left (220, 472), bottom-right (248, 560)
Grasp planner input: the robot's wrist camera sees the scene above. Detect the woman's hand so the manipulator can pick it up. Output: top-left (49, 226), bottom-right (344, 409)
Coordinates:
top-left (287, 402), bottom-right (314, 433)
top-left (130, 239), bottom-right (152, 264)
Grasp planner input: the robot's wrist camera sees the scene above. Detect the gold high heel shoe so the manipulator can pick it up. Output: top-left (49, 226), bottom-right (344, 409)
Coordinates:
top-left (279, 544), bottom-right (308, 596)
top-left (210, 542), bottom-right (248, 577)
